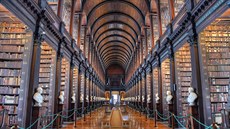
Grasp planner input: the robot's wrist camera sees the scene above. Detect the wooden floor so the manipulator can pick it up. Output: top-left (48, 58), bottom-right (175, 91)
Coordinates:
top-left (62, 107), bottom-right (171, 129)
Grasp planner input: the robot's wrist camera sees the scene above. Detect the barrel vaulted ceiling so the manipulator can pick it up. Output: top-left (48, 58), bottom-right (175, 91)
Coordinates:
top-left (81, 0), bottom-right (156, 70)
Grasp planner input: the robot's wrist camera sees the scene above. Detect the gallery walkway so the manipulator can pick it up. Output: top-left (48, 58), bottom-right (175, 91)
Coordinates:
top-left (62, 107), bottom-right (170, 129)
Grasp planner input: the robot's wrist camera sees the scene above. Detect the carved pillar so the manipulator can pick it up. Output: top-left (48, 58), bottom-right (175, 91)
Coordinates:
top-left (25, 25), bottom-right (43, 127)
top-left (57, 0), bottom-right (64, 18)
top-left (76, 13), bottom-right (82, 48)
top-left (53, 40), bottom-right (64, 127)
top-left (140, 74), bottom-right (143, 109)
top-left (144, 28), bottom-right (148, 56)
top-left (139, 41), bottom-right (143, 64)
top-left (149, 64), bottom-right (154, 116)
top-left (188, 29), bottom-right (205, 129)
top-left (69, 0), bottom-right (76, 35)
top-left (88, 74), bottom-right (92, 116)
top-left (150, 13), bottom-right (155, 48)
top-left (76, 62), bottom-right (82, 116)
top-left (83, 69), bottom-right (87, 119)
top-left (157, 54), bottom-right (163, 115)
top-left (168, 40), bottom-right (177, 127)
top-left (156, 0), bottom-right (163, 36)
top-left (168, 0), bottom-right (175, 21)
top-left (67, 58), bottom-right (74, 121)
top-left (144, 71), bottom-right (148, 113)
top-left (84, 32), bottom-right (89, 57)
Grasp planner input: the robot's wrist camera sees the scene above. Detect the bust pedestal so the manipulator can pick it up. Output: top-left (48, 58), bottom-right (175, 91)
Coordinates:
top-left (58, 104), bottom-right (63, 126)
top-left (156, 103), bottom-right (161, 120)
top-left (168, 104), bottom-right (173, 127)
top-left (187, 105), bottom-right (199, 129)
top-left (32, 106), bottom-right (46, 129)
top-left (53, 104), bottom-right (63, 128)
top-left (66, 103), bottom-right (75, 121)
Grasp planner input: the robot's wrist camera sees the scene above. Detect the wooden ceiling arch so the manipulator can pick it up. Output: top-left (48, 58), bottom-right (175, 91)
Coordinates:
top-left (81, 0), bottom-right (151, 69)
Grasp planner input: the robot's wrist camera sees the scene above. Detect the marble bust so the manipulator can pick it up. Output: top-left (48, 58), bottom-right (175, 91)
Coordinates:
top-left (155, 94), bottom-right (160, 103)
top-left (147, 95), bottom-right (150, 103)
top-left (166, 91), bottom-right (173, 104)
top-left (33, 87), bottom-right (44, 107)
top-left (59, 91), bottom-right (65, 104)
top-left (187, 87), bottom-right (198, 106)
top-left (71, 93), bottom-right (76, 103)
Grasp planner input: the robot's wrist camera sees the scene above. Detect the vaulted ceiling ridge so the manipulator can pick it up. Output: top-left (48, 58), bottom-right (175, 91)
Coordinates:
top-left (81, 0), bottom-right (150, 70)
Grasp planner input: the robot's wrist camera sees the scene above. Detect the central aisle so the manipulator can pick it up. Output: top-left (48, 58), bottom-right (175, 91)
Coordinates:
top-left (62, 107), bottom-right (170, 129)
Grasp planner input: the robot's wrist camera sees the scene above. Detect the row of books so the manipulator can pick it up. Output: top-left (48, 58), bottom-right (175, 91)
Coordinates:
top-left (208, 72), bottom-right (230, 77)
top-left (0, 53), bottom-right (23, 59)
top-left (210, 93), bottom-right (228, 102)
top-left (210, 86), bottom-right (228, 92)
top-left (0, 62), bottom-right (22, 68)
top-left (207, 53), bottom-right (229, 58)
top-left (211, 78), bottom-right (229, 85)
top-left (0, 22), bottom-right (25, 27)
top-left (0, 34), bottom-right (26, 39)
top-left (208, 59), bottom-right (230, 65)
top-left (0, 46), bottom-right (24, 52)
top-left (0, 95), bottom-right (19, 104)
top-left (0, 77), bottom-right (21, 85)
top-left (0, 69), bottom-right (21, 76)
top-left (208, 66), bottom-right (230, 71)
top-left (0, 39), bottom-right (26, 44)
top-left (0, 87), bottom-right (19, 94)
top-left (4, 106), bottom-right (17, 115)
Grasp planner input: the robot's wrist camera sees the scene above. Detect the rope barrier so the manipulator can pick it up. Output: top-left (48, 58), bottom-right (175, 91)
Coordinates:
top-left (26, 117), bottom-right (41, 129)
top-left (172, 114), bottom-right (187, 129)
top-left (41, 114), bottom-right (59, 129)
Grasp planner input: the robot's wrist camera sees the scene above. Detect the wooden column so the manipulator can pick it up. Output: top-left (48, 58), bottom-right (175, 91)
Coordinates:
top-left (188, 29), bottom-right (205, 129)
top-left (76, 13), bottom-right (82, 48)
top-left (53, 41), bottom-right (63, 127)
top-left (144, 71), bottom-right (148, 112)
top-left (156, 0), bottom-right (163, 36)
top-left (139, 74), bottom-right (143, 109)
top-left (139, 41), bottom-right (143, 64)
top-left (157, 54), bottom-right (163, 115)
top-left (83, 32), bottom-right (89, 57)
top-left (57, 0), bottom-right (64, 18)
top-left (67, 59), bottom-right (74, 121)
top-left (136, 77), bottom-right (139, 109)
top-left (144, 28), bottom-right (148, 56)
top-left (134, 79), bottom-right (137, 108)
top-left (69, 0), bottom-right (76, 36)
top-left (143, 70), bottom-right (148, 119)
top-left (76, 62), bottom-right (82, 116)
top-left (168, 41), bottom-right (177, 128)
top-left (83, 69), bottom-right (87, 121)
top-left (150, 13), bottom-right (155, 48)
top-left (168, 0), bottom-right (175, 21)
top-left (149, 65), bottom-right (154, 116)
top-left (25, 21), bottom-right (43, 127)
top-left (89, 74), bottom-right (92, 116)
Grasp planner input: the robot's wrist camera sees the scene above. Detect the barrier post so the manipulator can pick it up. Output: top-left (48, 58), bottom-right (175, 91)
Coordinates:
top-left (154, 110), bottom-right (157, 127)
top-left (74, 109), bottom-right (77, 128)
top-left (57, 113), bottom-right (60, 129)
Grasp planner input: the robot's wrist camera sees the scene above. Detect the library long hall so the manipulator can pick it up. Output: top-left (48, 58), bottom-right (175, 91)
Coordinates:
top-left (0, 0), bottom-right (229, 129)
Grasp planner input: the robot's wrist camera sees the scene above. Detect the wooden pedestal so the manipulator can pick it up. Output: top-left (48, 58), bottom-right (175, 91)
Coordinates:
top-left (53, 104), bottom-right (63, 128)
top-left (58, 104), bottom-right (63, 126)
top-left (187, 106), bottom-right (199, 129)
top-left (67, 103), bottom-right (75, 121)
top-left (31, 106), bottom-right (46, 129)
top-left (156, 103), bottom-right (161, 120)
top-left (168, 104), bottom-right (173, 127)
